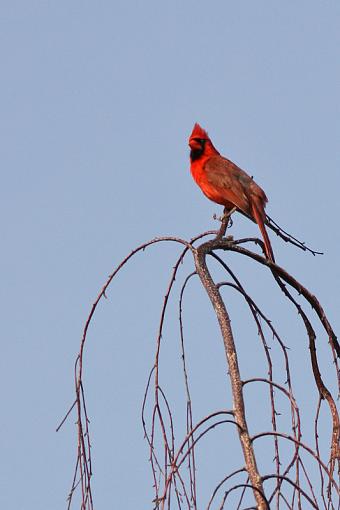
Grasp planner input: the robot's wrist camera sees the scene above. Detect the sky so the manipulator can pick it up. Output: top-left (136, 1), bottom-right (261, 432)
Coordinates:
top-left (1, 1), bottom-right (340, 509)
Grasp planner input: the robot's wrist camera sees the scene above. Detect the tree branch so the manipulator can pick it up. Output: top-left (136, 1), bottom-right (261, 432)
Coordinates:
top-left (193, 241), bottom-right (268, 509)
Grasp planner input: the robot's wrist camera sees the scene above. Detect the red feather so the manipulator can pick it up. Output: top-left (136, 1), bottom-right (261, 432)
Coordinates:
top-left (189, 123), bottom-right (275, 262)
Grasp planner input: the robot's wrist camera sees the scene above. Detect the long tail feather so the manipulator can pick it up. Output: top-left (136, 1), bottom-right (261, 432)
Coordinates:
top-left (251, 203), bottom-right (275, 262)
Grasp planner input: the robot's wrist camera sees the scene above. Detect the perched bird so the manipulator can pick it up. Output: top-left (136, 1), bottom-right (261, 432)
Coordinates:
top-left (189, 123), bottom-right (275, 262)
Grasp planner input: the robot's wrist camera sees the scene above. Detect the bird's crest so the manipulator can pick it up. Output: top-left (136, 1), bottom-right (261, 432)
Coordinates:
top-left (190, 123), bottom-right (209, 140)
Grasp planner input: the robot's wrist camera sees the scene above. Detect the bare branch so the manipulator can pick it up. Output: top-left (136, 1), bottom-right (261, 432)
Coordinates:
top-left (193, 240), bottom-right (268, 509)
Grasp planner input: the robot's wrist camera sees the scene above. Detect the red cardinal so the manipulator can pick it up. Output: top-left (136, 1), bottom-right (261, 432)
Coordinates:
top-left (189, 123), bottom-right (275, 262)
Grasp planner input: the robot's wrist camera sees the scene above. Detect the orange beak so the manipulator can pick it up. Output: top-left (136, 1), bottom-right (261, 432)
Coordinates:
top-left (189, 138), bottom-right (202, 150)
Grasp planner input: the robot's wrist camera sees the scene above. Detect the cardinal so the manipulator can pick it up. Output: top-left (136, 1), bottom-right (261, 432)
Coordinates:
top-left (189, 123), bottom-right (275, 262)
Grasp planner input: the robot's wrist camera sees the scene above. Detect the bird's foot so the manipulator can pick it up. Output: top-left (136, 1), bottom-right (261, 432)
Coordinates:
top-left (215, 207), bottom-right (236, 239)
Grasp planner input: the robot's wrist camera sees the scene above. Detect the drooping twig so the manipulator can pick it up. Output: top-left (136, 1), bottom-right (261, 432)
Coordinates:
top-left (265, 214), bottom-right (323, 256)
top-left (61, 225), bottom-right (338, 509)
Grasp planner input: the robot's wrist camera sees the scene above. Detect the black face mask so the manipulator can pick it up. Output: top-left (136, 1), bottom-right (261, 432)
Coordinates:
top-left (190, 139), bottom-right (205, 161)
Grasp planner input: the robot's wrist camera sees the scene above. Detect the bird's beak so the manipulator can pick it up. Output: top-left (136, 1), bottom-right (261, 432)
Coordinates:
top-left (189, 138), bottom-right (201, 150)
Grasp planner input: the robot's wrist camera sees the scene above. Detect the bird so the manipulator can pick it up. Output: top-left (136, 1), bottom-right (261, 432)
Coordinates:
top-left (189, 123), bottom-right (275, 262)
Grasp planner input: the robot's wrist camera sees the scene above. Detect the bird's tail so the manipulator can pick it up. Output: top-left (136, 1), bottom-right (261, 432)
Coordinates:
top-left (251, 202), bottom-right (275, 263)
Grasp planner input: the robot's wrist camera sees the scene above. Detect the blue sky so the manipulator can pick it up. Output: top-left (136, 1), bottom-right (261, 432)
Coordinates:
top-left (1, 1), bottom-right (339, 508)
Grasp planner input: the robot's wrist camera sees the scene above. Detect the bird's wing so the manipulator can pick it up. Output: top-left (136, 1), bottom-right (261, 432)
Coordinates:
top-left (203, 156), bottom-right (253, 215)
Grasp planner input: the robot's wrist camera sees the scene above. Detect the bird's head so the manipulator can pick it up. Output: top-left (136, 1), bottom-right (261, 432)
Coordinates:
top-left (189, 123), bottom-right (209, 150)
top-left (189, 123), bottom-right (217, 161)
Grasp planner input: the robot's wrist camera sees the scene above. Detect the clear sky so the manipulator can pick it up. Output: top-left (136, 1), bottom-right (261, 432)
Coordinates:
top-left (1, 1), bottom-right (339, 508)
